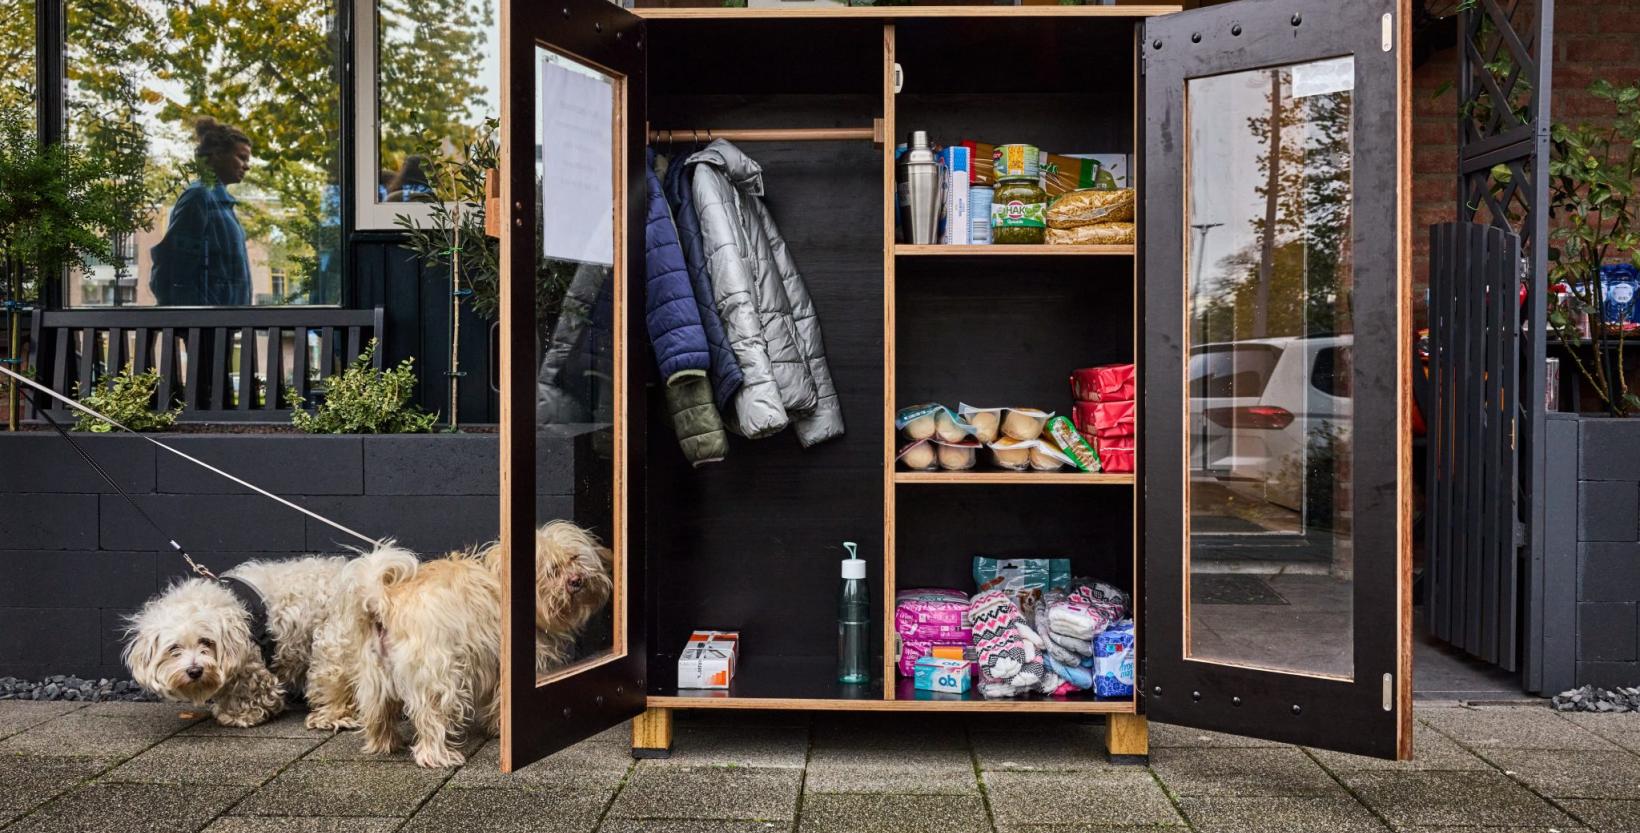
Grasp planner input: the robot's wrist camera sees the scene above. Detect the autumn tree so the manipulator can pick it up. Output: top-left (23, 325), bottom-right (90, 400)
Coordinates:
top-left (1195, 70), bottom-right (1355, 343)
top-left (8, 0), bottom-right (494, 305)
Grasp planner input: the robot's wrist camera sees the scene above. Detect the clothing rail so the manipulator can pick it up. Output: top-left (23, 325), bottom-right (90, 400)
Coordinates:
top-left (648, 121), bottom-right (883, 145)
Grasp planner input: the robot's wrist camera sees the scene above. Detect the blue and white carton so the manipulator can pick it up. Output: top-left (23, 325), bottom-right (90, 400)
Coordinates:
top-left (939, 146), bottom-right (971, 245)
top-left (913, 656), bottom-right (973, 694)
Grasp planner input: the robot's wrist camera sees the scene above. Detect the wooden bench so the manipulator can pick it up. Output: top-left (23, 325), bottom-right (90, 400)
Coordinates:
top-left (27, 308), bottom-right (385, 423)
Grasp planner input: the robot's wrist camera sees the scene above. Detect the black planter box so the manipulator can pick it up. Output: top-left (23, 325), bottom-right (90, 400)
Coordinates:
top-left (1545, 413), bottom-right (1640, 689)
top-left (0, 431), bottom-right (564, 680)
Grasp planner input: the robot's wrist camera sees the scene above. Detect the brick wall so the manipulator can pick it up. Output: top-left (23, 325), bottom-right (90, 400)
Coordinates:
top-left (0, 433), bottom-right (574, 680)
top-left (1411, 3), bottom-right (1640, 324)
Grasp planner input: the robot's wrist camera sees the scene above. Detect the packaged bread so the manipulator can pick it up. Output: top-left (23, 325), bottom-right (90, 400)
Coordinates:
top-left (958, 404), bottom-right (1003, 443)
top-left (1047, 188), bottom-right (1135, 228)
top-left (935, 408), bottom-right (977, 443)
top-left (1001, 407), bottom-right (1052, 441)
top-left (933, 439), bottom-right (980, 471)
top-left (1044, 415), bottom-right (1101, 473)
top-left (1030, 441), bottom-right (1072, 471)
top-left (897, 439), bottom-right (938, 472)
top-left (987, 437), bottom-right (1038, 471)
top-left (896, 403), bottom-right (942, 441)
top-left (1046, 222), bottom-right (1135, 246)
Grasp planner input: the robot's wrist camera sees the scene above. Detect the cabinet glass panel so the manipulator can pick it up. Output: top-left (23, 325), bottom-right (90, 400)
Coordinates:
top-left (533, 46), bottom-right (619, 685)
top-left (1184, 57), bottom-right (1355, 679)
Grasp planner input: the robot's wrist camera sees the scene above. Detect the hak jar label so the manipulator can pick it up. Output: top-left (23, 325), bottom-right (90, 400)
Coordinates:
top-left (991, 199), bottom-right (1045, 229)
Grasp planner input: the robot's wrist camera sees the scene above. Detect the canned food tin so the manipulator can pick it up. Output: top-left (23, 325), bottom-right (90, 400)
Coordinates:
top-left (992, 143), bottom-right (1040, 182)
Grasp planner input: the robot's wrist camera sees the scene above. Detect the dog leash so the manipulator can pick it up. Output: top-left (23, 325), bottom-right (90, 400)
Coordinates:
top-left (1, 366), bottom-right (381, 577)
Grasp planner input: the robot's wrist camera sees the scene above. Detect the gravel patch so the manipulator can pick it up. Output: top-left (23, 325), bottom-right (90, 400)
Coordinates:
top-left (1554, 685), bottom-right (1640, 713)
top-left (0, 676), bottom-right (154, 703)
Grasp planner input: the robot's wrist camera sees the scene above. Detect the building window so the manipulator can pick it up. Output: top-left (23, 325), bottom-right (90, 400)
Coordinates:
top-left (354, 0), bottom-right (498, 230)
top-left (63, 0), bottom-right (344, 308)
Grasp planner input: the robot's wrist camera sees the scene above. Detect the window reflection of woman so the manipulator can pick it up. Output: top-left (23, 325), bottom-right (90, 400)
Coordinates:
top-left (385, 155), bottom-right (435, 202)
top-left (149, 117), bottom-right (253, 306)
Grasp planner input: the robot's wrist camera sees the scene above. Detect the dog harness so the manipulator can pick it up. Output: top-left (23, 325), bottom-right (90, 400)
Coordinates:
top-left (222, 575), bottom-right (278, 671)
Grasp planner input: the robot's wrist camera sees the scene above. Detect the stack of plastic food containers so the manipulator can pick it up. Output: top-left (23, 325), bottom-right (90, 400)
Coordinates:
top-left (1069, 364), bottom-right (1136, 474)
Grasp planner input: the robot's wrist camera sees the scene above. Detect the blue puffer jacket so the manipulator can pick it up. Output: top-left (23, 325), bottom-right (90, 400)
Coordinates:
top-left (663, 152), bottom-right (744, 410)
top-left (645, 149), bottom-right (710, 381)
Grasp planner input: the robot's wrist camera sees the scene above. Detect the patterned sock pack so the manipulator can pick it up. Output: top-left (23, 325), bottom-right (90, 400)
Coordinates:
top-left (968, 589), bottom-right (1047, 696)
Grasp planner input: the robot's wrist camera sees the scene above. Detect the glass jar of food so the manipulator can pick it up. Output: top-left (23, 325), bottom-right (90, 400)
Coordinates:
top-left (991, 177), bottom-right (1048, 245)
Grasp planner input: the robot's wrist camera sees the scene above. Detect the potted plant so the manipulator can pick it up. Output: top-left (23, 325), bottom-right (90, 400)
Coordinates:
top-left (1546, 79), bottom-right (1640, 416)
top-left (1540, 78), bottom-right (1640, 691)
top-left (0, 107), bottom-right (149, 429)
top-left (393, 118), bottom-right (577, 428)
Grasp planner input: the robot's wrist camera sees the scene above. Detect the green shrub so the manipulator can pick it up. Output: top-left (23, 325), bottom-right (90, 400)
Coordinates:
top-left (285, 340), bottom-right (437, 434)
top-left (74, 369), bottom-right (180, 432)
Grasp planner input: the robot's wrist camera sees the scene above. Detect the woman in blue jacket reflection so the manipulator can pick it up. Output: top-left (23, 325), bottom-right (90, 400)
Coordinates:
top-left (149, 117), bottom-right (253, 306)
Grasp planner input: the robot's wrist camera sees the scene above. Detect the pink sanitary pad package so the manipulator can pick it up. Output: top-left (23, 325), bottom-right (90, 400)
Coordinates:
top-left (895, 588), bottom-right (972, 642)
top-left (894, 588), bottom-right (972, 676)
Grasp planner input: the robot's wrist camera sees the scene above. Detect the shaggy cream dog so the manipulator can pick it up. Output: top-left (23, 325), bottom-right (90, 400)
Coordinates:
top-left (121, 552), bottom-right (377, 727)
top-left (124, 523), bottom-right (612, 768)
top-left (346, 521), bottom-right (613, 767)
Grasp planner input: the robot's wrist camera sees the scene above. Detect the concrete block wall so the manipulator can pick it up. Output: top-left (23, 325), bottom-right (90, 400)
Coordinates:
top-left (0, 433), bottom-right (572, 680)
top-left (1552, 416), bottom-right (1640, 687)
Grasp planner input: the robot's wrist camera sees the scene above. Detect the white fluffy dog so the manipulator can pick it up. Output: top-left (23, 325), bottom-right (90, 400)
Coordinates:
top-left (121, 553), bottom-right (366, 727)
top-left (123, 522), bottom-right (612, 768)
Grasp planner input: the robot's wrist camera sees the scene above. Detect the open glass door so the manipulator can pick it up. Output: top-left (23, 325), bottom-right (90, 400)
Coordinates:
top-left (498, 0), bottom-right (647, 771)
top-left (1142, 0), bottom-right (1412, 758)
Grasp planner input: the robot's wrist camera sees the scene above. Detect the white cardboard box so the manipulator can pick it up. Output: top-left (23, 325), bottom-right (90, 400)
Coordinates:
top-left (677, 630), bottom-right (740, 689)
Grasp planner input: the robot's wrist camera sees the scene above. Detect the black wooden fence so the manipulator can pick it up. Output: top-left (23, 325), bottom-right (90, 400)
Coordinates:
top-left (1425, 222), bottom-right (1524, 670)
top-left (27, 308), bottom-right (384, 423)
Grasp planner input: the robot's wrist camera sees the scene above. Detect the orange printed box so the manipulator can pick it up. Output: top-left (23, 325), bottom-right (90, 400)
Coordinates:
top-left (678, 630), bottom-right (740, 689)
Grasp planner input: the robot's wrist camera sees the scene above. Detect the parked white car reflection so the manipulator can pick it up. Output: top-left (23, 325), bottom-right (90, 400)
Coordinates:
top-left (1188, 335), bottom-right (1352, 514)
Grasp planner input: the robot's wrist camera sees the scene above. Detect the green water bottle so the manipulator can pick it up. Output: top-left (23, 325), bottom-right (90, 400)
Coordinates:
top-left (837, 541), bottom-right (871, 685)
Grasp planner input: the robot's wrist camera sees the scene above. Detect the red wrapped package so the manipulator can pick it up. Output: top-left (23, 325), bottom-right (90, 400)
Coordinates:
top-left (1073, 399), bottom-right (1135, 439)
top-left (1099, 440), bottom-right (1135, 474)
top-left (1069, 363), bottom-right (1135, 402)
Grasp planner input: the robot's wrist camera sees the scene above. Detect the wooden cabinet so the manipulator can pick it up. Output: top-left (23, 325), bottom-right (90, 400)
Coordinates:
top-left (497, 0), bottom-right (1414, 772)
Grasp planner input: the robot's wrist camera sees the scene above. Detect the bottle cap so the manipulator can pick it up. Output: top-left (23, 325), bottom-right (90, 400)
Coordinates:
top-left (841, 541), bottom-right (866, 580)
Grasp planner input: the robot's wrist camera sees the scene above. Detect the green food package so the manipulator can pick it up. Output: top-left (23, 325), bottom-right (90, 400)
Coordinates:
top-left (1045, 415), bottom-right (1101, 472)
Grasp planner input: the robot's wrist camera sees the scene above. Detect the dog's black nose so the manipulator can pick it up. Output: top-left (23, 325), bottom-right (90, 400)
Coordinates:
top-left (186, 666), bottom-right (204, 680)
top-left (568, 575), bottom-right (584, 592)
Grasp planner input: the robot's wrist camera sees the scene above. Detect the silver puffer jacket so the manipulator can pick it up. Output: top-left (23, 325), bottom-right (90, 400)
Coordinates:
top-left (687, 139), bottom-right (844, 447)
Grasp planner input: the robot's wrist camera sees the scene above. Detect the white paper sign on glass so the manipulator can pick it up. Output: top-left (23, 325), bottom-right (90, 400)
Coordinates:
top-left (539, 55), bottom-right (615, 267)
top-left (1290, 55), bottom-right (1355, 100)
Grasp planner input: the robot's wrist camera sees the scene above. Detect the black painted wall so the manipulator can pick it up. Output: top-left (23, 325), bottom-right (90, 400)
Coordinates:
top-left (0, 433), bottom-right (569, 680)
top-left (1544, 414), bottom-right (1640, 689)
top-left (352, 237), bottom-right (500, 425)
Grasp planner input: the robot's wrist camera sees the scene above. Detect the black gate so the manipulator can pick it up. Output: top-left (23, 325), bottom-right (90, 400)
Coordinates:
top-left (1425, 222), bottom-right (1522, 669)
top-left (1422, 0), bottom-right (1553, 687)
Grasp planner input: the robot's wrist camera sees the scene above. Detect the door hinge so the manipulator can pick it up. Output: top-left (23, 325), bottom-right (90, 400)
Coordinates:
top-left (1380, 12), bottom-right (1394, 52)
top-left (1381, 673), bottom-right (1394, 711)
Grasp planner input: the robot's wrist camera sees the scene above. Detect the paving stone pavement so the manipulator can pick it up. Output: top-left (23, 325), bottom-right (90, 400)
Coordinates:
top-left (1, 700), bottom-right (1638, 832)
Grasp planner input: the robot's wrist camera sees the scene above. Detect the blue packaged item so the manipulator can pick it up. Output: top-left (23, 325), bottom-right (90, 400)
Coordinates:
top-left (1600, 264), bottom-right (1640, 328)
top-left (913, 656), bottom-right (972, 694)
top-left (1092, 620), bottom-right (1135, 697)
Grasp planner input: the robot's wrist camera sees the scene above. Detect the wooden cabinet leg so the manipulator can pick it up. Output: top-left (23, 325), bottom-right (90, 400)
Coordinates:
top-left (1106, 713), bottom-right (1149, 764)
top-left (631, 707), bottom-right (673, 759)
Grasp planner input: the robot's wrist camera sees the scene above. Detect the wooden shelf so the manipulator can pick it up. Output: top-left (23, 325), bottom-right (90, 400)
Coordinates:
top-left (894, 471), bottom-right (1134, 485)
top-left (644, 656), bottom-right (1135, 713)
top-left (636, 6), bottom-right (1180, 21)
top-left (896, 244), bottom-right (1134, 257)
